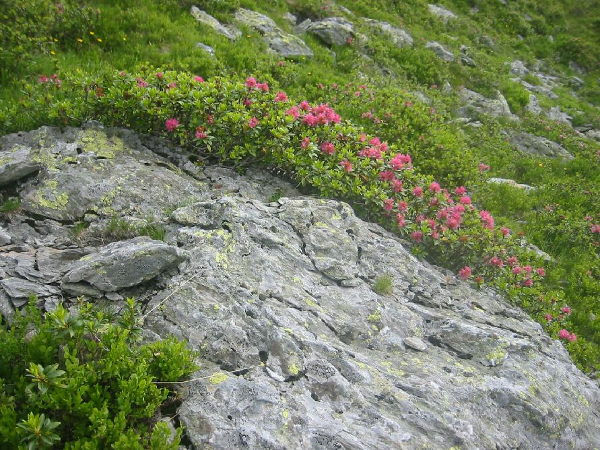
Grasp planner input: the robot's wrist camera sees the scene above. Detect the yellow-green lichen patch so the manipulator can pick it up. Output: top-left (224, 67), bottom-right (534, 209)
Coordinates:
top-left (486, 341), bottom-right (509, 367)
top-left (36, 179), bottom-right (69, 210)
top-left (209, 372), bottom-right (228, 384)
top-left (78, 129), bottom-right (126, 159)
top-left (288, 363), bottom-right (299, 376)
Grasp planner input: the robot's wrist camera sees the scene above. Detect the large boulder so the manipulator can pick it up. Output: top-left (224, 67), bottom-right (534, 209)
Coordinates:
top-left (507, 131), bottom-right (574, 161)
top-left (1, 126), bottom-right (599, 449)
top-left (61, 237), bottom-right (186, 297)
top-left (190, 6), bottom-right (241, 41)
top-left (425, 41), bottom-right (455, 62)
top-left (363, 18), bottom-right (413, 48)
top-left (457, 88), bottom-right (517, 121)
top-left (0, 145), bottom-right (41, 187)
top-left (428, 4), bottom-right (457, 22)
top-left (233, 9), bottom-right (313, 57)
top-left (306, 17), bottom-right (355, 46)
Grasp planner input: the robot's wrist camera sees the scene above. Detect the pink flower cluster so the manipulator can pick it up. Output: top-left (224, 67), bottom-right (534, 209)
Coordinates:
top-left (558, 329), bottom-right (577, 342)
top-left (165, 118), bottom-right (180, 132)
top-left (301, 103), bottom-right (341, 127)
top-left (39, 74), bottom-right (62, 87)
top-left (245, 77), bottom-right (269, 92)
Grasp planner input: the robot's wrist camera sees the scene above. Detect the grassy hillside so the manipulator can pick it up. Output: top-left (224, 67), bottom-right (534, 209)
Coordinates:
top-left (1, 0), bottom-right (599, 376)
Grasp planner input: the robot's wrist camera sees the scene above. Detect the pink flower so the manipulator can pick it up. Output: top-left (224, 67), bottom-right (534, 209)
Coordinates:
top-left (39, 75), bottom-right (50, 83)
top-left (379, 171), bottom-right (395, 182)
top-left (536, 268), bottom-right (546, 277)
top-left (119, 71), bottom-right (126, 76)
top-left (194, 76), bottom-right (204, 82)
top-left (479, 163), bottom-right (490, 172)
top-left (347, 36), bottom-right (354, 44)
top-left (507, 256), bottom-right (519, 267)
top-left (561, 306), bottom-right (572, 315)
top-left (544, 314), bottom-right (553, 322)
top-left (320, 142), bottom-right (335, 155)
top-left (285, 106), bottom-right (300, 119)
top-left (390, 154), bottom-right (412, 170)
top-left (512, 266), bottom-right (522, 275)
top-left (459, 196), bottom-right (472, 205)
top-left (278, 61), bottom-right (285, 66)
top-left (156, 72), bottom-right (164, 79)
top-left (340, 159), bottom-right (353, 172)
top-left (301, 137), bottom-right (310, 149)
top-left (500, 226), bottom-right (510, 237)
top-left (568, 333), bottom-right (577, 342)
top-left (392, 179), bottom-right (403, 193)
top-left (245, 77), bottom-right (257, 88)
top-left (207, 114), bottom-right (214, 124)
top-left (195, 129), bottom-right (208, 139)
top-left (490, 256), bottom-right (504, 267)
top-left (136, 77), bottom-right (148, 88)
top-left (299, 101), bottom-right (311, 111)
top-left (522, 279), bottom-right (533, 287)
top-left (480, 210), bottom-right (494, 230)
top-left (243, 98), bottom-right (253, 108)
top-left (412, 186), bottom-right (423, 198)
top-left (447, 216), bottom-right (461, 230)
top-left (396, 214), bottom-right (406, 228)
top-left (167, 82), bottom-right (177, 89)
top-left (454, 186), bottom-right (467, 196)
top-left (411, 231), bottom-right (424, 243)
top-left (248, 117), bottom-right (259, 128)
top-left (274, 91), bottom-right (288, 102)
top-left (258, 82), bottom-right (269, 92)
top-left (165, 118), bottom-right (179, 132)
top-left (459, 266), bottom-right (471, 280)
top-left (429, 182), bottom-right (441, 193)
top-left (558, 329), bottom-right (570, 340)
top-left (591, 224), bottom-right (600, 233)
top-left (383, 199), bottom-right (394, 211)
top-left (398, 201), bottom-right (408, 212)
top-left (523, 266), bottom-right (532, 274)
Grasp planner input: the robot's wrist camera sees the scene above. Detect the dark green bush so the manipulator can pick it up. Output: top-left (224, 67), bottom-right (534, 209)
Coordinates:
top-left (0, 297), bottom-right (197, 449)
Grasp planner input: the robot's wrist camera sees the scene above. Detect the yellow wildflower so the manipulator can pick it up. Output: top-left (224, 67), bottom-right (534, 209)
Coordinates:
top-left (97, 38), bottom-right (102, 42)
top-left (89, 31), bottom-right (95, 35)
top-left (77, 38), bottom-right (83, 43)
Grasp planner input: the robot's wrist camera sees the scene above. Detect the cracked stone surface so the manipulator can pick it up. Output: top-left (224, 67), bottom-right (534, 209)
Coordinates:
top-left (1, 126), bottom-right (600, 449)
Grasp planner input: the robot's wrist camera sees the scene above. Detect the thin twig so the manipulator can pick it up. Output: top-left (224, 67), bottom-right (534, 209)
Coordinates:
top-left (141, 272), bottom-right (200, 322)
top-left (153, 366), bottom-right (259, 385)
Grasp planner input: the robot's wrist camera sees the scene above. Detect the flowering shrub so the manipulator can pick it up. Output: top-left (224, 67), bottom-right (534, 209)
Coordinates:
top-left (1, 67), bottom-right (597, 373)
top-left (0, 298), bottom-right (197, 449)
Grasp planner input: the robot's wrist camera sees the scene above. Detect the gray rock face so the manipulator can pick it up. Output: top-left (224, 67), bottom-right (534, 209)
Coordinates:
top-left (507, 131), bottom-right (574, 161)
top-left (0, 145), bottom-right (41, 187)
top-left (2, 126), bottom-right (600, 449)
top-left (547, 106), bottom-right (573, 126)
top-left (234, 9), bottom-right (313, 57)
top-left (510, 60), bottom-right (529, 77)
top-left (195, 42), bottom-right (215, 56)
top-left (425, 41), bottom-right (454, 62)
top-left (363, 18), bottom-right (413, 48)
top-left (526, 94), bottom-right (542, 116)
top-left (585, 129), bottom-right (600, 142)
top-left (306, 17), bottom-right (354, 46)
top-left (488, 178), bottom-right (536, 193)
top-left (428, 4), bottom-right (457, 21)
top-left (190, 6), bottom-right (241, 41)
top-left (457, 89), bottom-right (516, 120)
top-left (459, 45), bottom-right (476, 67)
top-left (62, 237), bottom-right (186, 297)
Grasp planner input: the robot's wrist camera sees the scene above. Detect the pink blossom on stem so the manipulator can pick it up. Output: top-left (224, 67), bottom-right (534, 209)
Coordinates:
top-left (274, 91), bottom-right (288, 102)
top-left (479, 163), bottom-right (490, 172)
top-left (339, 159), bottom-right (353, 172)
top-left (536, 268), bottom-right (546, 277)
top-left (301, 137), bottom-right (310, 149)
top-left (412, 186), bottom-right (423, 198)
top-left (195, 127), bottom-right (207, 139)
top-left (459, 196), bottom-right (472, 205)
top-left (411, 231), bottom-right (424, 243)
top-left (165, 118), bottom-right (179, 132)
top-left (194, 76), bottom-right (205, 82)
top-left (561, 306), bottom-right (572, 315)
top-left (558, 329), bottom-right (570, 340)
top-left (454, 186), bottom-right (467, 196)
top-left (500, 226), bottom-right (510, 237)
top-left (480, 210), bottom-right (495, 230)
top-left (398, 201), bottom-right (408, 212)
top-left (459, 266), bottom-right (471, 280)
top-left (429, 182), bottom-right (441, 193)
top-left (396, 214), bottom-right (406, 228)
top-left (248, 117), bottom-right (259, 128)
top-left (245, 77), bottom-right (257, 88)
top-left (392, 179), bottom-right (403, 193)
top-left (320, 142), bottom-right (335, 155)
top-left (383, 199), bottom-right (394, 212)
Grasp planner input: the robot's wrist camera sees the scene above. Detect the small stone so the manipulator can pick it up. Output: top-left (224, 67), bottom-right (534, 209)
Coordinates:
top-left (428, 4), bottom-right (457, 22)
top-left (0, 146), bottom-right (41, 187)
top-left (0, 227), bottom-right (12, 246)
top-left (404, 337), bottom-right (428, 352)
top-left (190, 6), bottom-right (241, 41)
top-left (195, 42), bottom-right (216, 56)
top-left (425, 41), bottom-right (454, 62)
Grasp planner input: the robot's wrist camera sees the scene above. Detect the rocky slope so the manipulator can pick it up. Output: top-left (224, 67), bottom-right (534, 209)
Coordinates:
top-left (1, 125), bottom-right (599, 448)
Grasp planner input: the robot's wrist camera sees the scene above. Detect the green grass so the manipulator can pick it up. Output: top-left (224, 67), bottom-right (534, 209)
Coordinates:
top-left (1, 0), bottom-right (600, 375)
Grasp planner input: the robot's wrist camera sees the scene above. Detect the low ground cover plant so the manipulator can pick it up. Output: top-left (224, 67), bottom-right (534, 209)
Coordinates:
top-left (0, 297), bottom-right (197, 449)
